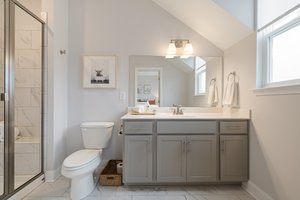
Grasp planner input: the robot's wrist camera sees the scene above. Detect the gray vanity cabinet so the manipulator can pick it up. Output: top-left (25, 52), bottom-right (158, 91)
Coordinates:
top-left (157, 135), bottom-right (187, 182)
top-left (220, 121), bottom-right (248, 182)
top-left (122, 119), bottom-right (249, 184)
top-left (187, 135), bottom-right (217, 182)
top-left (157, 135), bottom-right (217, 183)
top-left (124, 135), bottom-right (153, 183)
top-left (156, 121), bottom-right (217, 183)
top-left (123, 121), bottom-right (153, 183)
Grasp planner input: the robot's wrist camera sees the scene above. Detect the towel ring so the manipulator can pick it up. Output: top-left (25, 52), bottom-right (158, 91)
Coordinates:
top-left (210, 78), bottom-right (216, 84)
top-left (227, 72), bottom-right (236, 81)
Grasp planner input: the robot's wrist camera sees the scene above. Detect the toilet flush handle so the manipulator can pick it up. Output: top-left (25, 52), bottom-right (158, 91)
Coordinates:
top-left (82, 128), bottom-right (87, 132)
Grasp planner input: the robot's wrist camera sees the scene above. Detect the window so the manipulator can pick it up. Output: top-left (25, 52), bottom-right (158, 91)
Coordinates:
top-left (270, 23), bottom-right (300, 83)
top-left (195, 57), bottom-right (206, 95)
top-left (257, 6), bottom-right (300, 93)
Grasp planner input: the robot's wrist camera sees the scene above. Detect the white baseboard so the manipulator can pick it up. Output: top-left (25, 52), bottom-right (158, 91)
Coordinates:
top-left (242, 181), bottom-right (274, 200)
top-left (9, 174), bottom-right (44, 200)
top-left (45, 166), bottom-right (61, 182)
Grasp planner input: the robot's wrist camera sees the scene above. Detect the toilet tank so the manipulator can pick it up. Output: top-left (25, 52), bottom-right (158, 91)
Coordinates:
top-left (80, 122), bottom-right (114, 149)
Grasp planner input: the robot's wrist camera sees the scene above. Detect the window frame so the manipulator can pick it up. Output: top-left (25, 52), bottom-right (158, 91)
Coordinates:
top-left (195, 64), bottom-right (206, 96)
top-left (255, 6), bottom-right (300, 95)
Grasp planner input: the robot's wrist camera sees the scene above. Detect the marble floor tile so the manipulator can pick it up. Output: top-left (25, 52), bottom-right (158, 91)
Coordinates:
top-left (23, 176), bottom-right (256, 200)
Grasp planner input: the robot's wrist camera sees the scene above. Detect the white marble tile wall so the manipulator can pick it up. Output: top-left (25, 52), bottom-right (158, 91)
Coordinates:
top-left (15, 26), bottom-right (42, 138)
top-left (0, 141), bottom-right (40, 175)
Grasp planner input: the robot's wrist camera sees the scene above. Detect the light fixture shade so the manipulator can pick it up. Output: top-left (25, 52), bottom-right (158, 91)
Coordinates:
top-left (167, 42), bottom-right (176, 55)
top-left (166, 39), bottom-right (193, 58)
top-left (183, 42), bottom-right (193, 55)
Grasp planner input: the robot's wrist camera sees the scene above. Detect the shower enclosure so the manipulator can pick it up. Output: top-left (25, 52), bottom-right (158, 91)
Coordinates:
top-left (0, 0), bottom-right (44, 199)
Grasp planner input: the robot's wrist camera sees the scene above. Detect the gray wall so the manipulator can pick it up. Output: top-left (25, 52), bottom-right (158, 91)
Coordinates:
top-left (68, 0), bottom-right (223, 161)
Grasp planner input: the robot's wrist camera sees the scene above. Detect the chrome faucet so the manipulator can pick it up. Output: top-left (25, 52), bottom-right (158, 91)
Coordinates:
top-left (173, 104), bottom-right (183, 115)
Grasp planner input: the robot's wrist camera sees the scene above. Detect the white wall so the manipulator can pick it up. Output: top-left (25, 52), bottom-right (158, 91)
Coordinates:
top-left (224, 33), bottom-right (300, 200)
top-left (212, 0), bottom-right (255, 29)
top-left (68, 0), bottom-right (222, 160)
top-left (257, 0), bottom-right (300, 29)
top-left (42, 0), bottom-right (68, 181)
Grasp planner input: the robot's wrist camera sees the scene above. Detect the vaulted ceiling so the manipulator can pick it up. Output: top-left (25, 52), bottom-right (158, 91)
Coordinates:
top-left (152, 0), bottom-right (254, 50)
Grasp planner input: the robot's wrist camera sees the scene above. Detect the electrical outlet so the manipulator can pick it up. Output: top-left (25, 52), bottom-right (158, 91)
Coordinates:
top-left (119, 91), bottom-right (126, 100)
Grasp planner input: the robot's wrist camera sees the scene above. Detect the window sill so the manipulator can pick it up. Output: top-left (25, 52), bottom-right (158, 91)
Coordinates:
top-left (253, 84), bottom-right (300, 96)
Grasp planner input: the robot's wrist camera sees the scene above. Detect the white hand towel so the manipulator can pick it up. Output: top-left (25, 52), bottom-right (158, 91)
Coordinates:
top-left (207, 84), bottom-right (215, 106)
top-left (213, 84), bottom-right (219, 105)
top-left (207, 82), bottom-right (219, 107)
top-left (222, 76), bottom-right (239, 107)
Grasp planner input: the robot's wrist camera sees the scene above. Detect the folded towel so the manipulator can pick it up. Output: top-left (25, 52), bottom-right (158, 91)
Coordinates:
top-left (223, 74), bottom-right (239, 107)
top-left (207, 81), bottom-right (219, 107)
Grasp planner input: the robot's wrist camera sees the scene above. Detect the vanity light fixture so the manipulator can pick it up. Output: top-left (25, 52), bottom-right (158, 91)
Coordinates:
top-left (165, 39), bottom-right (194, 59)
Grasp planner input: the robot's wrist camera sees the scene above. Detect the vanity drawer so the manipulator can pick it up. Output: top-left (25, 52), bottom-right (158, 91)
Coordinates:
top-left (220, 121), bottom-right (248, 134)
top-left (157, 121), bottom-right (217, 134)
top-left (124, 121), bottom-right (153, 134)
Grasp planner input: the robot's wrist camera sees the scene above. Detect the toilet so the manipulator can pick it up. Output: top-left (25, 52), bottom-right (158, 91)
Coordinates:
top-left (61, 122), bottom-right (114, 200)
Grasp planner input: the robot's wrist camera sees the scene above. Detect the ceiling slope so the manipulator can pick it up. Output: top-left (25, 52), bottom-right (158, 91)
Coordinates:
top-left (152, 0), bottom-right (254, 50)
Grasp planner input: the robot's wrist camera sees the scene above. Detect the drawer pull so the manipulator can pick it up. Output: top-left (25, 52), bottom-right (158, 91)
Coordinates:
top-left (187, 140), bottom-right (191, 153)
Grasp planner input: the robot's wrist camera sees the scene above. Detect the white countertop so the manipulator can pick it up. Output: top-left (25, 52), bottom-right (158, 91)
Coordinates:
top-left (121, 107), bottom-right (250, 120)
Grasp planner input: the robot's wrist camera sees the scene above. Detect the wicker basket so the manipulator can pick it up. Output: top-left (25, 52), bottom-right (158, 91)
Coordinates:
top-left (99, 160), bottom-right (122, 186)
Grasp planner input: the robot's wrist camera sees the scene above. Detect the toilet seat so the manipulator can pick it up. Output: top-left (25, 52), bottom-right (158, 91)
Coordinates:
top-left (63, 149), bottom-right (102, 171)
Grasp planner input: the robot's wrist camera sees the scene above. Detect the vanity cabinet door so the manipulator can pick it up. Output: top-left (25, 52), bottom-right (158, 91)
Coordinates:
top-left (124, 135), bottom-right (153, 183)
top-left (220, 135), bottom-right (248, 182)
top-left (187, 135), bottom-right (217, 182)
top-left (157, 135), bottom-right (186, 182)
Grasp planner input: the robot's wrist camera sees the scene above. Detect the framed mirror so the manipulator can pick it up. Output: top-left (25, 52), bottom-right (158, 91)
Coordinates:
top-left (129, 55), bottom-right (223, 107)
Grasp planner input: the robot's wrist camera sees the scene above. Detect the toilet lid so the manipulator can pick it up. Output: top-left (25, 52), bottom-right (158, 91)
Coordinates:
top-left (63, 149), bottom-right (101, 169)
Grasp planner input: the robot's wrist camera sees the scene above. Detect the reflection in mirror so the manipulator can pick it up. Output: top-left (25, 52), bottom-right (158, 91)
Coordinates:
top-left (135, 68), bottom-right (162, 106)
top-left (129, 55), bottom-right (223, 107)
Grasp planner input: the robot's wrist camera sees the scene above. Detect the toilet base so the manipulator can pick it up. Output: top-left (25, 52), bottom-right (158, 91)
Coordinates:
top-left (70, 173), bottom-right (95, 200)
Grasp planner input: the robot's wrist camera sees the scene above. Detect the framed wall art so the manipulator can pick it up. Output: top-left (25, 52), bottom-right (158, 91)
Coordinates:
top-left (83, 55), bottom-right (116, 88)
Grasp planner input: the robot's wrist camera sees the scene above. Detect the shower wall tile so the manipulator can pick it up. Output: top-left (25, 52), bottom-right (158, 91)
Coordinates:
top-left (15, 153), bottom-right (40, 175)
top-left (17, 107), bottom-right (41, 127)
top-left (18, 127), bottom-right (41, 137)
top-left (30, 88), bottom-right (41, 106)
top-left (15, 142), bottom-right (40, 153)
top-left (31, 31), bottom-right (42, 50)
top-left (0, 28), bottom-right (4, 49)
top-left (0, 49), bottom-right (4, 66)
top-left (15, 88), bottom-right (31, 106)
top-left (0, 68), bottom-right (3, 88)
top-left (16, 25), bottom-right (40, 31)
top-left (0, 108), bottom-right (3, 121)
top-left (17, 49), bottom-right (41, 68)
top-left (13, 26), bottom-right (42, 140)
top-left (15, 69), bottom-right (41, 87)
top-left (15, 30), bottom-right (32, 49)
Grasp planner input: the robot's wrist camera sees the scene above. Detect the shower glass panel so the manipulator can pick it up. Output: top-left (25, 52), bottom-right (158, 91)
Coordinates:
top-left (0, 0), bottom-right (4, 196)
top-left (14, 4), bottom-right (42, 190)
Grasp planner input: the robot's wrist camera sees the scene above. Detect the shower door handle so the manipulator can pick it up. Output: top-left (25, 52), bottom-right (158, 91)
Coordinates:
top-left (0, 93), bottom-right (9, 101)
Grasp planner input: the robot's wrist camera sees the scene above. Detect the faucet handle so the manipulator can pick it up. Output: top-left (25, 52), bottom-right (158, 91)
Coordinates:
top-left (179, 108), bottom-right (184, 115)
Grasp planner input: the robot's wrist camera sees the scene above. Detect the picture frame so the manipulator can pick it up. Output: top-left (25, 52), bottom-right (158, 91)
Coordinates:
top-left (143, 84), bottom-right (152, 94)
top-left (83, 55), bottom-right (116, 88)
top-left (137, 84), bottom-right (143, 94)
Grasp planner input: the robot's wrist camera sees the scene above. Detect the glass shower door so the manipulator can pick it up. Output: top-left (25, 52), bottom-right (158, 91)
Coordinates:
top-left (13, 3), bottom-right (43, 190)
top-left (0, 0), bottom-right (5, 196)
